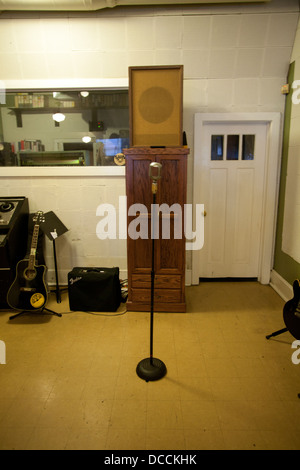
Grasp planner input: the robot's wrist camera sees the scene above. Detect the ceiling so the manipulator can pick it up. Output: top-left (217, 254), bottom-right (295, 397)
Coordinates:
top-left (0, 0), bottom-right (271, 12)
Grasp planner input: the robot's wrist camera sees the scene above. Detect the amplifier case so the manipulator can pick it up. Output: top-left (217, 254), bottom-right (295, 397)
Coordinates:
top-left (0, 196), bottom-right (29, 309)
top-left (68, 267), bottom-right (121, 312)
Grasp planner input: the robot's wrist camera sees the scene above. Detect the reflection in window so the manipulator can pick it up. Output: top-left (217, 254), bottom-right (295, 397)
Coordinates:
top-left (0, 90), bottom-right (129, 167)
top-left (211, 135), bottom-right (224, 160)
top-left (226, 135), bottom-right (239, 160)
top-left (242, 135), bottom-right (255, 160)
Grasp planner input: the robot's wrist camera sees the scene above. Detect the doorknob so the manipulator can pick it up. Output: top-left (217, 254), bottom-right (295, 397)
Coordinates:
top-left (203, 210), bottom-right (207, 217)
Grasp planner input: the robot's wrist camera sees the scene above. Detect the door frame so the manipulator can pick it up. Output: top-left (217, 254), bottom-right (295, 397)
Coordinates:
top-left (192, 112), bottom-right (282, 285)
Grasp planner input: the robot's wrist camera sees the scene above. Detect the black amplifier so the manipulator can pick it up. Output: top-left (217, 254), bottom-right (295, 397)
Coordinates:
top-left (0, 197), bottom-right (29, 309)
top-left (68, 267), bottom-right (121, 312)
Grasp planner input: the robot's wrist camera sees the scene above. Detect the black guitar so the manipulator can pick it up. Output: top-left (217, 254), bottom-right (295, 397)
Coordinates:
top-left (7, 211), bottom-right (48, 311)
top-left (283, 280), bottom-right (300, 340)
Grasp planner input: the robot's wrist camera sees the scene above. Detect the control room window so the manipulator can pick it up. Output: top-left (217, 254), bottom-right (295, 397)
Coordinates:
top-left (0, 89), bottom-right (129, 167)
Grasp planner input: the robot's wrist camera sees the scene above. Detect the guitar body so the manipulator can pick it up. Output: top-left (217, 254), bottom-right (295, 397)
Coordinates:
top-left (283, 280), bottom-right (300, 340)
top-left (7, 211), bottom-right (48, 312)
top-left (7, 259), bottom-right (48, 311)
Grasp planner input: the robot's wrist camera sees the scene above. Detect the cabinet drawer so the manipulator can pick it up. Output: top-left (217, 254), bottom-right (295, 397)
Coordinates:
top-left (131, 288), bottom-right (182, 303)
top-left (132, 274), bottom-right (181, 289)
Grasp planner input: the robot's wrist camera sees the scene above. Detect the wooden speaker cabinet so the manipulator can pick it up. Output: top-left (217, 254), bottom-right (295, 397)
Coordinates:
top-left (129, 66), bottom-right (183, 147)
top-left (124, 147), bottom-right (189, 312)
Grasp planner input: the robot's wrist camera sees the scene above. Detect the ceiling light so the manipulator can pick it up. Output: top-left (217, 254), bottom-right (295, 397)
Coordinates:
top-left (52, 112), bottom-right (66, 122)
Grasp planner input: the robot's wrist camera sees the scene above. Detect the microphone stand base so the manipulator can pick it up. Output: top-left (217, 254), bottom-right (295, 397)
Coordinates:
top-left (136, 357), bottom-right (167, 382)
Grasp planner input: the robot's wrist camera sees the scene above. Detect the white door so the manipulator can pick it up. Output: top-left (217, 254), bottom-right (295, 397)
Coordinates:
top-left (193, 118), bottom-right (268, 279)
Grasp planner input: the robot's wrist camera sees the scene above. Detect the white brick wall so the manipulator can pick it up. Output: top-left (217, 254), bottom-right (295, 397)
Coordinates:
top-left (0, 0), bottom-right (299, 284)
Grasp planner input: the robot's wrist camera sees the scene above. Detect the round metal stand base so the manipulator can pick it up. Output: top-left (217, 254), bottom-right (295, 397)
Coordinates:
top-left (136, 357), bottom-right (167, 382)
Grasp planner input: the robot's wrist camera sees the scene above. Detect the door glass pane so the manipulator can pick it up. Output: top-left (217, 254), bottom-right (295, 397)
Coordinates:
top-left (211, 135), bottom-right (224, 160)
top-left (226, 135), bottom-right (239, 160)
top-left (242, 135), bottom-right (255, 160)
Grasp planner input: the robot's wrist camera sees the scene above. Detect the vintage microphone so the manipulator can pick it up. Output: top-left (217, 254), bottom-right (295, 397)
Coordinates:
top-left (136, 162), bottom-right (167, 382)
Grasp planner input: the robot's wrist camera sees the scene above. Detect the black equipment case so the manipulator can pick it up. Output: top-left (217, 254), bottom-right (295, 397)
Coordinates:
top-left (68, 267), bottom-right (121, 312)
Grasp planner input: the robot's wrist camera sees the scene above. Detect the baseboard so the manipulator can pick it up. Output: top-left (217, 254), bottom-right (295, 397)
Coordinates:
top-left (270, 269), bottom-right (293, 302)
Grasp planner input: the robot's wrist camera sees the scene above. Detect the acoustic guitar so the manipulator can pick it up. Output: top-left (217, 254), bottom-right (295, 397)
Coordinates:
top-left (7, 211), bottom-right (48, 311)
top-left (283, 279), bottom-right (300, 340)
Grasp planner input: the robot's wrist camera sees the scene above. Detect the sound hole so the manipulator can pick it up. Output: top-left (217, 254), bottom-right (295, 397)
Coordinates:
top-left (138, 87), bottom-right (174, 124)
top-left (24, 268), bottom-right (37, 281)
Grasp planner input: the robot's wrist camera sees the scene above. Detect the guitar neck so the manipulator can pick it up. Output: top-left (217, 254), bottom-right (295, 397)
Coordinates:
top-left (28, 223), bottom-right (40, 269)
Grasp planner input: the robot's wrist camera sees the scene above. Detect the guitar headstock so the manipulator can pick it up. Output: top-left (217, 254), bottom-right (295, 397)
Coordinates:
top-left (33, 211), bottom-right (45, 224)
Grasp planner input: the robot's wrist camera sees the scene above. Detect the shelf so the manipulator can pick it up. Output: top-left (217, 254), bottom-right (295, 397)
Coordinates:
top-left (9, 105), bottom-right (127, 128)
top-left (17, 150), bottom-right (88, 166)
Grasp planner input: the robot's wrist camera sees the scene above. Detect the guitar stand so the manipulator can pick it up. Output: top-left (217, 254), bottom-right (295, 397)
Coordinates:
top-left (266, 327), bottom-right (300, 399)
top-left (266, 327), bottom-right (288, 340)
top-left (52, 238), bottom-right (61, 303)
top-left (41, 211), bottom-right (68, 304)
top-left (9, 306), bottom-right (62, 320)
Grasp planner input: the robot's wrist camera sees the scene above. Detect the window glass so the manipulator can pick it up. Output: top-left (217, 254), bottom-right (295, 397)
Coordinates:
top-left (226, 135), bottom-right (239, 160)
top-left (242, 135), bottom-right (255, 160)
top-left (211, 135), bottom-right (224, 160)
top-left (0, 90), bottom-right (129, 167)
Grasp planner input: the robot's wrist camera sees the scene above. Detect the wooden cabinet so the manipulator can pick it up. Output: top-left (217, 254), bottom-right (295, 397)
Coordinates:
top-left (124, 147), bottom-right (189, 312)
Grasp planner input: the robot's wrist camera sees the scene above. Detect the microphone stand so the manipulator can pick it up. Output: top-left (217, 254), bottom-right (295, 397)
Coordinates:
top-left (136, 162), bottom-right (167, 382)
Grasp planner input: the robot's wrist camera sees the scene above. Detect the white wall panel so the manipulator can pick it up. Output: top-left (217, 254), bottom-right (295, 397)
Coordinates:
top-left (0, 2), bottom-right (298, 281)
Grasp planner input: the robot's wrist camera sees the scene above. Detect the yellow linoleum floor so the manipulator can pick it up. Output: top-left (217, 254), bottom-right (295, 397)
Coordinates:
top-left (0, 281), bottom-right (300, 450)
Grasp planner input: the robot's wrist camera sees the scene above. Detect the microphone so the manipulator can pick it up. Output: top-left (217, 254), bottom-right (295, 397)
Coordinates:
top-left (149, 162), bottom-right (162, 195)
